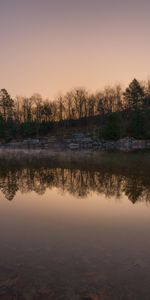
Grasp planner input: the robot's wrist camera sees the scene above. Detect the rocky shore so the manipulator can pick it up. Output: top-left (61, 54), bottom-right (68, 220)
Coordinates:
top-left (0, 136), bottom-right (150, 152)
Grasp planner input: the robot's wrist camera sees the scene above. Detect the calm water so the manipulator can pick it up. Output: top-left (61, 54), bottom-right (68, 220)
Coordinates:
top-left (0, 153), bottom-right (150, 300)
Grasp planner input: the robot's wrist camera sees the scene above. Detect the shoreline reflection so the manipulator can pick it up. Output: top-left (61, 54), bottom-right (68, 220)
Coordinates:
top-left (0, 154), bottom-right (149, 203)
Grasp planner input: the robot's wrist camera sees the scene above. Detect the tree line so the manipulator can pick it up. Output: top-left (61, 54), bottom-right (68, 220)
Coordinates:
top-left (0, 78), bottom-right (150, 140)
top-left (0, 164), bottom-right (149, 203)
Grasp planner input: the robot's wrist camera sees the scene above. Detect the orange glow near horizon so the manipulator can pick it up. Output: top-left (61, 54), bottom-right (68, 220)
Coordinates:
top-left (0, 0), bottom-right (150, 99)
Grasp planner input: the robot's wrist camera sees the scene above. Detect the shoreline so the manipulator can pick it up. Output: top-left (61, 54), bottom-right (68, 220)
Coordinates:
top-left (0, 137), bottom-right (150, 153)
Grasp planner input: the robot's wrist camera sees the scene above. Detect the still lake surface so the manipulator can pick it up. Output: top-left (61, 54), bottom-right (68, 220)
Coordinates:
top-left (0, 152), bottom-right (150, 300)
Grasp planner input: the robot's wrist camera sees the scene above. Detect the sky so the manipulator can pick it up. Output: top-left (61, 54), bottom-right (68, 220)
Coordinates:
top-left (0, 0), bottom-right (150, 99)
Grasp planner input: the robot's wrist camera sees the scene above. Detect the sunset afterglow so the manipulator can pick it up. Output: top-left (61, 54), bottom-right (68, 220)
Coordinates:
top-left (0, 0), bottom-right (150, 98)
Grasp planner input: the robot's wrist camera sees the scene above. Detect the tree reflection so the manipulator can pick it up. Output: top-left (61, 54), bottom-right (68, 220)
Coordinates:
top-left (0, 157), bottom-right (149, 203)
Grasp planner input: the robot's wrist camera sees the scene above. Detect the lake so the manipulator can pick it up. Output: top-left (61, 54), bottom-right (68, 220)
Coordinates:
top-left (0, 152), bottom-right (150, 300)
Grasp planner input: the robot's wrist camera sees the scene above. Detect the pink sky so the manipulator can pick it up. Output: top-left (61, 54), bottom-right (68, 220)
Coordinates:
top-left (0, 0), bottom-right (150, 99)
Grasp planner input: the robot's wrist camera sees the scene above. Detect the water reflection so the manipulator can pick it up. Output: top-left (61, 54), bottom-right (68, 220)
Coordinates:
top-left (0, 153), bottom-right (150, 300)
top-left (0, 153), bottom-right (149, 203)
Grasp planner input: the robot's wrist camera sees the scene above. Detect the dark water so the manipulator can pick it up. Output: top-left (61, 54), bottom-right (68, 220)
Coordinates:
top-left (0, 153), bottom-right (150, 300)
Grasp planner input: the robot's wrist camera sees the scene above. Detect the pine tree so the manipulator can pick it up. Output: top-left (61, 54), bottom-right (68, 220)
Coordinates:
top-left (123, 79), bottom-right (144, 109)
top-left (0, 89), bottom-right (14, 121)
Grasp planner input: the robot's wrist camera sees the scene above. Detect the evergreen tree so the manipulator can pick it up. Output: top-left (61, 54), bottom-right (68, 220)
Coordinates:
top-left (0, 89), bottom-right (14, 121)
top-left (123, 79), bottom-right (144, 109)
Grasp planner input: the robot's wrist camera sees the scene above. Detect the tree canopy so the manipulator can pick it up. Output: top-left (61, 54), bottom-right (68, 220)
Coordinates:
top-left (0, 78), bottom-right (149, 140)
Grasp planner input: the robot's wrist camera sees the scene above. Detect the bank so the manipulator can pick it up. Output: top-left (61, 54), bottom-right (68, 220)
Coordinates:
top-left (0, 135), bottom-right (150, 152)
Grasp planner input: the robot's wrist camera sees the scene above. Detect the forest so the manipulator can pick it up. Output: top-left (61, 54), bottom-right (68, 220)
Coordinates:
top-left (0, 155), bottom-right (149, 202)
top-left (0, 78), bottom-right (150, 141)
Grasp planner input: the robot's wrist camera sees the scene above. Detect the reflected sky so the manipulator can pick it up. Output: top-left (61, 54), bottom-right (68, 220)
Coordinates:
top-left (0, 186), bottom-right (150, 226)
top-left (0, 154), bottom-right (150, 299)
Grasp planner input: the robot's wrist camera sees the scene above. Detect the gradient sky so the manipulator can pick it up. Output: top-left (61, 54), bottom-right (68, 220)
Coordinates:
top-left (0, 0), bottom-right (150, 99)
